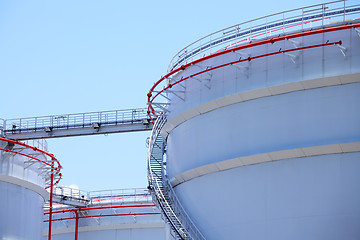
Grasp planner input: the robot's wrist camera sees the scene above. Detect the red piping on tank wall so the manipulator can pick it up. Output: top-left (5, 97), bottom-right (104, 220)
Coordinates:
top-left (44, 203), bottom-right (156, 215)
top-left (147, 23), bottom-right (360, 121)
top-left (0, 137), bottom-right (62, 240)
top-left (44, 212), bottom-right (161, 222)
top-left (44, 204), bottom-right (158, 239)
top-left (150, 41), bottom-right (341, 103)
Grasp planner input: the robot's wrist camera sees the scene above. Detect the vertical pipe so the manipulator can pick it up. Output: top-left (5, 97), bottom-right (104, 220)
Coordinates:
top-left (48, 159), bottom-right (54, 240)
top-left (74, 210), bottom-right (79, 240)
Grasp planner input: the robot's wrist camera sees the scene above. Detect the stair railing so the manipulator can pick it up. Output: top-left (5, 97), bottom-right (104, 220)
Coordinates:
top-left (147, 113), bottom-right (205, 240)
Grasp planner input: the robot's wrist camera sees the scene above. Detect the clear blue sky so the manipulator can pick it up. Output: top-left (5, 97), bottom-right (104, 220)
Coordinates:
top-left (1, 0), bottom-right (326, 191)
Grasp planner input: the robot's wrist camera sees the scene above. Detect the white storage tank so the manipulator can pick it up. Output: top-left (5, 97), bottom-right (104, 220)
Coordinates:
top-left (43, 188), bottom-right (174, 240)
top-left (149, 1), bottom-right (360, 239)
top-left (0, 138), bottom-right (54, 239)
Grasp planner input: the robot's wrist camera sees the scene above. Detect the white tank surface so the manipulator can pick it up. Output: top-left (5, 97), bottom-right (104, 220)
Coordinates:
top-left (0, 138), bottom-right (61, 240)
top-left (148, 1), bottom-right (360, 239)
top-left (43, 187), bottom-right (174, 240)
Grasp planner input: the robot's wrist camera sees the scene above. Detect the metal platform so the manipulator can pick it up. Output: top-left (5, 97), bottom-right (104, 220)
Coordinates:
top-left (1, 108), bottom-right (152, 140)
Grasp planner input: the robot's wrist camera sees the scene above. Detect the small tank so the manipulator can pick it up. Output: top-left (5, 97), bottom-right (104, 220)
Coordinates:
top-left (43, 187), bottom-right (174, 240)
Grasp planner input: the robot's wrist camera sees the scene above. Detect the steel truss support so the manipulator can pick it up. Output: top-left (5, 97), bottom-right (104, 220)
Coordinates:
top-left (284, 52), bottom-right (298, 64)
top-left (229, 63), bottom-right (250, 78)
top-left (336, 43), bottom-right (347, 57)
top-left (286, 38), bottom-right (301, 48)
top-left (150, 103), bottom-right (171, 113)
top-left (355, 28), bottom-right (360, 38)
top-left (232, 50), bottom-right (250, 59)
top-left (164, 89), bottom-right (185, 101)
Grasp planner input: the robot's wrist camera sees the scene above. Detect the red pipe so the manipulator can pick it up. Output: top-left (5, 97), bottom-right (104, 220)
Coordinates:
top-left (74, 209), bottom-right (79, 240)
top-left (0, 137), bottom-right (61, 166)
top-left (44, 212), bottom-right (161, 222)
top-left (0, 147), bottom-right (52, 167)
top-left (147, 23), bottom-right (360, 118)
top-left (0, 137), bottom-right (62, 188)
top-left (78, 203), bottom-right (155, 212)
top-left (149, 40), bottom-right (341, 111)
top-left (0, 137), bottom-right (62, 178)
top-left (48, 159), bottom-right (54, 240)
top-left (44, 204), bottom-right (156, 215)
top-left (217, 18), bottom-right (325, 52)
top-left (44, 203), bottom-right (160, 238)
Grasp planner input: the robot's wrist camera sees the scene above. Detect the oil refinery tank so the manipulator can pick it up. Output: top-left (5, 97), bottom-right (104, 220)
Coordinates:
top-left (0, 138), bottom-right (58, 239)
top-left (148, 1), bottom-right (360, 239)
top-left (43, 187), bottom-right (173, 240)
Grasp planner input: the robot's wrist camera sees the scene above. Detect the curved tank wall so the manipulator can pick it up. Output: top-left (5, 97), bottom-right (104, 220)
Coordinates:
top-left (43, 202), bottom-right (174, 240)
top-left (0, 140), bottom-right (48, 240)
top-left (164, 24), bottom-right (360, 239)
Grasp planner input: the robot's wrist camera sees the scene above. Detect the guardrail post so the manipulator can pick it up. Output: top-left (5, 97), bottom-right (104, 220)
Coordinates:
top-left (0, 119), bottom-right (4, 137)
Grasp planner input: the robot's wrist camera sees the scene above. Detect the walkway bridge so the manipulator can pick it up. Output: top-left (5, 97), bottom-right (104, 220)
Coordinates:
top-left (0, 108), bottom-right (152, 140)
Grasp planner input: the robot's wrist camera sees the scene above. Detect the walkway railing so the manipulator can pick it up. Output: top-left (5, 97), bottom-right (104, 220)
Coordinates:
top-left (4, 108), bottom-right (148, 134)
top-left (88, 188), bottom-right (152, 205)
top-left (51, 186), bottom-right (152, 208)
top-left (3, 108), bottom-right (153, 140)
top-left (168, 0), bottom-right (359, 72)
top-left (0, 118), bottom-right (4, 137)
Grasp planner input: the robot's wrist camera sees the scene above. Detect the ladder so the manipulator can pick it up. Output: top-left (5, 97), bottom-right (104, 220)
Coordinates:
top-left (147, 114), bottom-right (205, 240)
